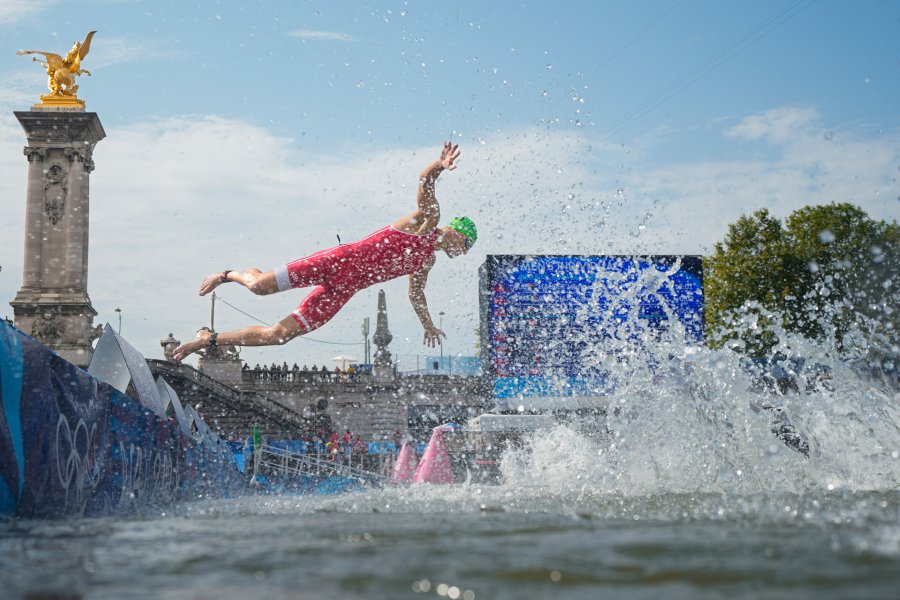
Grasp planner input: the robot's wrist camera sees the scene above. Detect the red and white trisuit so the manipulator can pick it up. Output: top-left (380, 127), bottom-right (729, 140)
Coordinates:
top-left (274, 225), bottom-right (440, 333)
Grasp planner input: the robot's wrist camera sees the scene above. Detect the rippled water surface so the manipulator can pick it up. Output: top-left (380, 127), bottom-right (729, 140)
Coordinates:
top-left (1, 484), bottom-right (898, 600)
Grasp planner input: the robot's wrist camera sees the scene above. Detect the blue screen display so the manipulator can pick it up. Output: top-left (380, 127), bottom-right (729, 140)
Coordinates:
top-left (479, 256), bottom-right (704, 404)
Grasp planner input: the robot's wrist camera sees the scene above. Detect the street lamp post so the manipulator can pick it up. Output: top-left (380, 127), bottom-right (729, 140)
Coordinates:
top-left (114, 307), bottom-right (121, 334)
top-left (362, 317), bottom-right (370, 364)
top-left (438, 310), bottom-right (445, 372)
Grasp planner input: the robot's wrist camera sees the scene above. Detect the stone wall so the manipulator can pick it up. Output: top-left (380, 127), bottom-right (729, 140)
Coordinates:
top-left (237, 374), bottom-right (486, 441)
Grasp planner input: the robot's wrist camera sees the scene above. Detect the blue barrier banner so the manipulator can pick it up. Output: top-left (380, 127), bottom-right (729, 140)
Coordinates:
top-left (366, 442), bottom-right (399, 455)
top-left (0, 323), bottom-right (25, 516)
top-left (108, 393), bottom-right (182, 511)
top-left (16, 334), bottom-right (112, 518)
top-left (0, 323), bottom-right (245, 518)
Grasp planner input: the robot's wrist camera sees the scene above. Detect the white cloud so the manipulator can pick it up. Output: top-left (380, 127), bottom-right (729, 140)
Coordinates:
top-left (0, 71), bottom-right (44, 108)
top-left (0, 106), bottom-right (897, 370)
top-left (287, 29), bottom-right (355, 42)
top-left (725, 105), bottom-right (820, 143)
top-left (87, 36), bottom-right (183, 68)
top-left (0, 0), bottom-right (54, 24)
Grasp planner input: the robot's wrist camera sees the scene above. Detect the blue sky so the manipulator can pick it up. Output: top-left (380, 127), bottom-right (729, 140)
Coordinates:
top-left (0, 0), bottom-right (897, 369)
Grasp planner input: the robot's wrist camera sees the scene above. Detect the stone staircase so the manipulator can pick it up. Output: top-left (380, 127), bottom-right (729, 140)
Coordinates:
top-left (148, 359), bottom-right (308, 439)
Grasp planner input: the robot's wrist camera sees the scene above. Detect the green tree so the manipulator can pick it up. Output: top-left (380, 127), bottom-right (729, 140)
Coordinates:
top-left (704, 203), bottom-right (898, 355)
top-left (704, 209), bottom-right (790, 354)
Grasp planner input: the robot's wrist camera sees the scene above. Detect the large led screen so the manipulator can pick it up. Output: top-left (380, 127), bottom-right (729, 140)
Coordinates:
top-left (479, 256), bottom-right (704, 409)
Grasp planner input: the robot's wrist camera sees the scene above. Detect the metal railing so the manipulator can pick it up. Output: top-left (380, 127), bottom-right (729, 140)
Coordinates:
top-left (242, 368), bottom-right (371, 384)
top-left (256, 443), bottom-right (388, 485)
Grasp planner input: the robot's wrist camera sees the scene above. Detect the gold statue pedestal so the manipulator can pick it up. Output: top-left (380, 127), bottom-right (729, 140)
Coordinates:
top-left (36, 94), bottom-right (86, 109)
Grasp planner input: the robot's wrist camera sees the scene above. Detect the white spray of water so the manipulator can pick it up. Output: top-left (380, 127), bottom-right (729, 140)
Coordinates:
top-left (497, 335), bottom-right (899, 496)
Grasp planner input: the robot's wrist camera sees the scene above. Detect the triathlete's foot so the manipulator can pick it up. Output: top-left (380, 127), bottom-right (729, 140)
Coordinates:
top-left (199, 271), bottom-right (229, 296)
top-left (173, 329), bottom-right (211, 362)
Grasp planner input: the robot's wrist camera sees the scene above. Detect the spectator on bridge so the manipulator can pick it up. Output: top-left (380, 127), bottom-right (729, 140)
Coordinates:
top-left (302, 364), bottom-right (309, 371)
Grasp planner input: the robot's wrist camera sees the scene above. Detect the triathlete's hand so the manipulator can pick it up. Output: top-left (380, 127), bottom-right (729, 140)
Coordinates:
top-left (439, 141), bottom-right (460, 171)
top-left (423, 325), bottom-right (446, 347)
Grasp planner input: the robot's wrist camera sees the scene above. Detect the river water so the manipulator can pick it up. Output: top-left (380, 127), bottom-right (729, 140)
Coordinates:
top-left (2, 343), bottom-right (898, 599)
top-left (0, 486), bottom-right (898, 600)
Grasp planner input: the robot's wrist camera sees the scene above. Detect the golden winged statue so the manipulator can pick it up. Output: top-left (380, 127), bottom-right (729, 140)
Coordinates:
top-left (17, 31), bottom-right (97, 106)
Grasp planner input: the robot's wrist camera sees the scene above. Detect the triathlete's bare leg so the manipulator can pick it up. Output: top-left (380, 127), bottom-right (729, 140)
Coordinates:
top-left (198, 269), bottom-right (279, 296)
top-left (173, 315), bottom-right (303, 362)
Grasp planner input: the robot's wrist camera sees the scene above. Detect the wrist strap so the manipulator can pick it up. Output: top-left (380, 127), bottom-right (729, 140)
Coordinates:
top-left (220, 270), bottom-right (232, 283)
top-left (209, 332), bottom-right (218, 348)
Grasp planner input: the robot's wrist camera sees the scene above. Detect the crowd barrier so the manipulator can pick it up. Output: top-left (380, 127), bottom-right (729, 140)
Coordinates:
top-left (262, 439), bottom-right (401, 455)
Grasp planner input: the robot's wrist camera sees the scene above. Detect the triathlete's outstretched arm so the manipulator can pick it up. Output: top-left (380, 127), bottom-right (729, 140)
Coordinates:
top-left (408, 263), bottom-right (445, 347)
top-left (394, 142), bottom-right (460, 234)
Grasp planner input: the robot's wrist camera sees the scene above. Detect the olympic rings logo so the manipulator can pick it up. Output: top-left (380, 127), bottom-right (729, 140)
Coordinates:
top-left (55, 413), bottom-right (100, 514)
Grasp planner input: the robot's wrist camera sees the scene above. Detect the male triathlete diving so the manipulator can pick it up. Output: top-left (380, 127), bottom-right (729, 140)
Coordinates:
top-left (173, 142), bottom-right (477, 362)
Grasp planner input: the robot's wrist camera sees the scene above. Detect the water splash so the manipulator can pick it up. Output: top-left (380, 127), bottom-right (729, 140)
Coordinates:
top-left (497, 333), bottom-right (899, 496)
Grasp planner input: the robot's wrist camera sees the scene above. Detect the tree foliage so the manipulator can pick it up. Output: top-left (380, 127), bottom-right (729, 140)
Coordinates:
top-left (704, 203), bottom-right (899, 356)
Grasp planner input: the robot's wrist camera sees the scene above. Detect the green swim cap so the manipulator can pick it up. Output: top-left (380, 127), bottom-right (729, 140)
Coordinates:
top-left (448, 216), bottom-right (477, 246)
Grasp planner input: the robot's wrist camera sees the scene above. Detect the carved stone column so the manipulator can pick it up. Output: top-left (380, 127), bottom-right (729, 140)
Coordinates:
top-left (372, 289), bottom-right (395, 382)
top-left (9, 107), bottom-right (105, 367)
